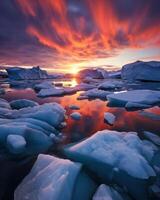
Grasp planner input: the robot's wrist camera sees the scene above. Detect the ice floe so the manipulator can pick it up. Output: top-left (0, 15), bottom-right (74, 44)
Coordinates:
top-left (64, 130), bottom-right (157, 200)
top-left (107, 90), bottom-right (160, 108)
top-left (98, 80), bottom-right (123, 90)
top-left (78, 88), bottom-right (111, 100)
top-left (10, 99), bottom-right (39, 109)
top-left (104, 112), bottom-right (116, 125)
top-left (34, 81), bottom-right (54, 91)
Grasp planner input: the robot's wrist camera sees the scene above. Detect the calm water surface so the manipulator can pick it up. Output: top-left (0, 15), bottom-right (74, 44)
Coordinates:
top-left (1, 78), bottom-right (160, 144)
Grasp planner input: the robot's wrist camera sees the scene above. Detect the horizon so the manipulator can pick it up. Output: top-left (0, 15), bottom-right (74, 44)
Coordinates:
top-left (0, 0), bottom-right (160, 73)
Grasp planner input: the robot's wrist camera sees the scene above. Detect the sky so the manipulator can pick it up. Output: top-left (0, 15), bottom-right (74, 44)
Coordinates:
top-left (0, 0), bottom-right (160, 73)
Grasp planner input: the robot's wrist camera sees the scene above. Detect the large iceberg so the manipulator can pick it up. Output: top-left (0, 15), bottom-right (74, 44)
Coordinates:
top-left (0, 100), bottom-right (66, 156)
top-left (121, 61), bottom-right (160, 82)
top-left (6, 66), bottom-right (49, 80)
top-left (64, 130), bottom-right (157, 200)
top-left (78, 68), bottom-right (109, 79)
top-left (15, 154), bottom-right (97, 200)
top-left (107, 90), bottom-right (160, 108)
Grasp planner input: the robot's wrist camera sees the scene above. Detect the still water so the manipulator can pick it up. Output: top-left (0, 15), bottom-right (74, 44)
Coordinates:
top-left (1, 78), bottom-right (160, 144)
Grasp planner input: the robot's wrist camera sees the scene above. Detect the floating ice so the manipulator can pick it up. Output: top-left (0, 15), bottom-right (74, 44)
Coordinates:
top-left (69, 105), bottom-right (80, 110)
top-left (14, 154), bottom-right (82, 200)
top-left (10, 99), bottom-right (39, 109)
top-left (64, 130), bottom-right (156, 200)
top-left (93, 184), bottom-right (123, 200)
top-left (78, 88), bottom-right (111, 100)
top-left (107, 90), bottom-right (160, 107)
top-left (104, 112), bottom-right (116, 125)
top-left (98, 80), bottom-right (123, 90)
top-left (70, 112), bottom-right (82, 120)
top-left (0, 100), bottom-right (66, 155)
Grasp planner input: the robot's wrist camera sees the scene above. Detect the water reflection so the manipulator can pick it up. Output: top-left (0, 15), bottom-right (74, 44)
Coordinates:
top-left (2, 85), bottom-right (160, 144)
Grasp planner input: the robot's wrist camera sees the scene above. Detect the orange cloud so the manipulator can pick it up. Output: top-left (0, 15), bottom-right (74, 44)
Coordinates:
top-left (15, 0), bottom-right (160, 68)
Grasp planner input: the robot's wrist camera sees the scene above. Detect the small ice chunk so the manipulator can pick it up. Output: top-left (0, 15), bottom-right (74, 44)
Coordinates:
top-left (104, 112), bottom-right (116, 125)
top-left (70, 112), bottom-right (82, 120)
top-left (69, 105), bottom-right (80, 110)
top-left (7, 134), bottom-right (26, 154)
top-left (34, 81), bottom-right (54, 91)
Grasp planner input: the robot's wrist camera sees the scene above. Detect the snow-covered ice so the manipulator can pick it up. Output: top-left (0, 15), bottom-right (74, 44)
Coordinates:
top-left (70, 112), bottom-right (82, 120)
top-left (104, 112), bottom-right (116, 125)
top-left (107, 90), bottom-right (160, 107)
top-left (10, 99), bottom-right (39, 109)
top-left (93, 184), bottom-right (123, 200)
top-left (14, 154), bottom-right (82, 200)
top-left (121, 61), bottom-right (160, 82)
top-left (64, 130), bottom-right (156, 200)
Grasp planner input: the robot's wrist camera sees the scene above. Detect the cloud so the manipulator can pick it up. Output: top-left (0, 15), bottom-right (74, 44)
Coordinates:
top-left (0, 0), bottom-right (159, 70)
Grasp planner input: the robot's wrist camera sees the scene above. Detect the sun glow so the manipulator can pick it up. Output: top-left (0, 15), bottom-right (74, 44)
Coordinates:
top-left (71, 67), bottom-right (79, 75)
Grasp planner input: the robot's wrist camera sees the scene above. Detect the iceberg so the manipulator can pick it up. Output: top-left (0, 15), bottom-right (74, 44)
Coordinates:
top-left (104, 112), bottom-right (116, 125)
top-left (93, 184), bottom-right (124, 200)
top-left (64, 130), bottom-right (156, 200)
top-left (10, 99), bottom-right (39, 109)
top-left (6, 66), bottom-right (49, 80)
top-left (121, 61), bottom-right (160, 82)
top-left (78, 68), bottom-right (109, 79)
top-left (107, 90), bottom-right (160, 108)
